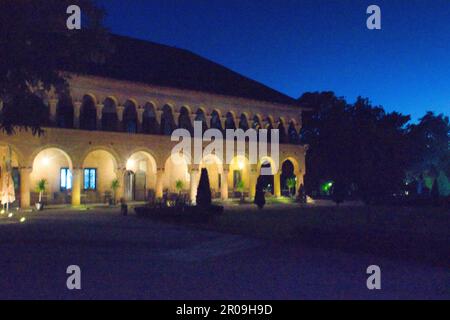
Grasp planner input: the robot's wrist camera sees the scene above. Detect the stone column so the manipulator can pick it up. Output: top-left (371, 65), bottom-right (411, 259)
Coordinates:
top-left (137, 108), bottom-right (145, 133)
top-left (48, 98), bottom-right (58, 125)
top-left (96, 103), bottom-right (104, 131)
top-left (221, 167), bottom-right (229, 201)
top-left (249, 164), bottom-right (258, 200)
top-left (19, 167), bottom-right (31, 209)
top-left (73, 101), bottom-right (82, 129)
top-left (116, 105), bottom-right (125, 132)
top-left (274, 171), bottom-right (281, 198)
top-left (71, 167), bottom-right (82, 206)
top-left (0, 100), bottom-right (4, 113)
top-left (189, 166), bottom-right (200, 204)
top-left (155, 168), bottom-right (164, 199)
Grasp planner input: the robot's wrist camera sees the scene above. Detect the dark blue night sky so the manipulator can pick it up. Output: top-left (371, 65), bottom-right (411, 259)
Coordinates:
top-left (96, 0), bottom-right (450, 121)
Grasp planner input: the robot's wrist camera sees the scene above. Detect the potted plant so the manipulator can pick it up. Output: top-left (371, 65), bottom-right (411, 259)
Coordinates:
top-left (35, 179), bottom-right (47, 211)
top-left (286, 177), bottom-right (296, 198)
top-left (111, 178), bottom-right (120, 205)
top-left (175, 180), bottom-right (184, 196)
top-left (236, 180), bottom-right (245, 203)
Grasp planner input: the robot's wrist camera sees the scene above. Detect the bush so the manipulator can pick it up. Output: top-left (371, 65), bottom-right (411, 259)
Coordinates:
top-left (254, 176), bottom-right (266, 209)
top-left (196, 168), bottom-right (212, 207)
top-left (331, 180), bottom-right (346, 205)
top-left (297, 184), bottom-right (307, 204)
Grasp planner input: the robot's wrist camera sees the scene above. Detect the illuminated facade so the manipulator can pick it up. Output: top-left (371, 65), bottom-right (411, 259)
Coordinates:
top-left (0, 36), bottom-right (307, 209)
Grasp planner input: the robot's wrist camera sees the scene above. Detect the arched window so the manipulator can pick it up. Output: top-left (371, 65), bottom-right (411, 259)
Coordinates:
top-left (225, 112), bottom-right (236, 130)
top-left (210, 110), bottom-right (223, 131)
top-left (195, 109), bottom-right (208, 133)
top-left (56, 94), bottom-right (74, 129)
top-left (178, 106), bottom-right (193, 134)
top-left (80, 95), bottom-right (96, 131)
top-left (239, 114), bottom-right (249, 131)
top-left (160, 105), bottom-right (176, 135)
top-left (252, 115), bottom-right (261, 130)
top-left (102, 98), bottom-right (118, 132)
top-left (142, 103), bottom-right (159, 134)
top-left (123, 101), bottom-right (138, 133)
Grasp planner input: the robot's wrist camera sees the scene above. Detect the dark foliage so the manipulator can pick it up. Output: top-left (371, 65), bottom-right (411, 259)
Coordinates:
top-left (254, 176), bottom-right (266, 209)
top-left (331, 179), bottom-right (346, 205)
top-left (297, 184), bottom-right (307, 204)
top-left (0, 0), bottom-right (109, 135)
top-left (196, 168), bottom-right (212, 207)
top-left (300, 92), bottom-right (450, 205)
top-left (299, 92), bottom-right (411, 204)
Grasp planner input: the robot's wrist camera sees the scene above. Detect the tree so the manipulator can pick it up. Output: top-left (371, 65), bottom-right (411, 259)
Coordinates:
top-left (431, 179), bottom-right (440, 206)
top-left (406, 112), bottom-right (450, 192)
top-left (0, 0), bottom-right (109, 135)
top-left (286, 177), bottom-right (296, 197)
top-left (331, 179), bottom-right (346, 205)
top-left (196, 168), bottom-right (211, 207)
top-left (299, 92), bottom-right (411, 204)
top-left (254, 176), bottom-right (266, 209)
top-left (236, 180), bottom-right (245, 203)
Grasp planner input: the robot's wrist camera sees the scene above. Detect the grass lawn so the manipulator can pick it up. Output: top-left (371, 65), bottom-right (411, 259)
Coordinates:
top-left (213, 205), bottom-right (449, 239)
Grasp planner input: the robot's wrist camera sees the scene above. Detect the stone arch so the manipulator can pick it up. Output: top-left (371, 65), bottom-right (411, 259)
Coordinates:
top-left (163, 153), bottom-right (190, 193)
top-left (195, 108), bottom-right (208, 133)
top-left (225, 112), bottom-right (237, 130)
top-left (252, 114), bottom-right (262, 130)
top-left (210, 110), bottom-right (223, 131)
top-left (161, 104), bottom-right (176, 135)
top-left (56, 93), bottom-right (74, 129)
top-left (178, 106), bottom-right (193, 133)
top-left (142, 102), bottom-right (159, 134)
top-left (229, 155), bottom-right (250, 196)
top-left (123, 100), bottom-right (138, 133)
top-left (81, 148), bottom-right (120, 203)
top-left (125, 150), bottom-right (158, 201)
top-left (281, 158), bottom-right (298, 196)
top-left (80, 94), bottom-right (97, 131)
top-left (239, 113), bottom-right (250, 131)
top-left (30, 147), bottom-right (74, 205)
top-left (102, 97), bottom-right (118, 132)
top-left (200, 153), bottom-right (224, 196)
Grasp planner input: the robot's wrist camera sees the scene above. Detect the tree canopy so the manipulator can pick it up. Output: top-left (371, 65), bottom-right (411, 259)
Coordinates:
top-left (0, 0), bottom-right (109, 135)
top-left (299, 92), bottom-right (449, 203)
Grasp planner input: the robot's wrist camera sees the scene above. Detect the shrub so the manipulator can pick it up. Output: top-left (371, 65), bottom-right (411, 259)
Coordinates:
top-left (331, 180), bottom-right (346, 205)
top-left (35, 179), bottom-right (47, 203)
top-left (196, 168), bottom-right (212, 207)
top-left (297, 184), bottom-right (307, 204)
top-left (254, 176), bottom-right (266, 209)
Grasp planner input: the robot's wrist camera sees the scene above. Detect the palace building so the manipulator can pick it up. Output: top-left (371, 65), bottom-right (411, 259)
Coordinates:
top-left (0, 35), bottom-right (307, 209)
